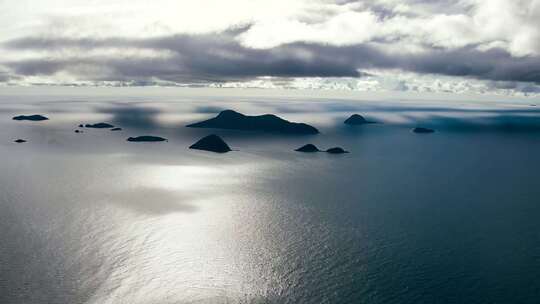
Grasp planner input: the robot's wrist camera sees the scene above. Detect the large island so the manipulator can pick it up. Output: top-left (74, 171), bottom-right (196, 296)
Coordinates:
top-left (187, 110), bottom-right (319, 135)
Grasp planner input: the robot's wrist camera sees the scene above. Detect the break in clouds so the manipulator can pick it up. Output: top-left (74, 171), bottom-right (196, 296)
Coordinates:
top-left (0, 0), bottom-right (539, 95)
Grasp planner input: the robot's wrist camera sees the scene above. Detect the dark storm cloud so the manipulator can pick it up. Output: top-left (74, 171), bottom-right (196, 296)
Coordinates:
top-left (401, 47), bottom-right (540, 83)
top-left (4, 59), bottom-right (67, 76)
top-left (2, 29), bottom-right (540, 84)
top-left (2, 31), bottom-right (360, 82)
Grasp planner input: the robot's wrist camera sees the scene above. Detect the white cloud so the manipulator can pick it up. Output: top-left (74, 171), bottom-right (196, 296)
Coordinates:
top-left (238, 10), bottom-right (380, 48)
top-left (0, 0), bottom-right (539, 95)
top-left (2, 0), bottom-right (539, 56)
top-left (0, 0), bottom-right (309, 39)
top-left (239, 0), bottom-right (540, 57)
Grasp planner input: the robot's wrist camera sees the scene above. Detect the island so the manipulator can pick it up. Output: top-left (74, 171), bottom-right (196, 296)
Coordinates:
top-left (14, 139), bottom-right (27, 143)
top-left (13, 114), bottom-right (49, 121)
top-left (189, 134), bottom-right (231, 153)
top-left (344, 114), bottom-right (375, 125)
top-left (413, 127), bottom-right (435, 133)
top-left (295, 144), bottom-right (321, 152)
top-left (326, 147), bottom-right (349, 154)
top-left (85, 123), bottom-right (114, 128)
top-left (127, 136), bottom-right (168, 142)
top-left (296, 144), bottom-right (349, 154)
top-left (111, 127), bottom-right (123, 131)
top-left (186, 110), bottom-right (319, 134)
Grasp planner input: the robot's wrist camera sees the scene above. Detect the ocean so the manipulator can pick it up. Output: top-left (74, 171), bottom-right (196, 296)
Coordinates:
top-left (1, 87), bottom-right (539, 303)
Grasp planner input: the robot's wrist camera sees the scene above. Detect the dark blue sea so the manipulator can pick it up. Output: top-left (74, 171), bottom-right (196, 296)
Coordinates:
top-left (1, 87), bottom-right (539, 303)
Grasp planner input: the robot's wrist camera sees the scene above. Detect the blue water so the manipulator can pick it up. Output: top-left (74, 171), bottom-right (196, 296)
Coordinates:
top-left (0, 88), bottom-right (539, 303)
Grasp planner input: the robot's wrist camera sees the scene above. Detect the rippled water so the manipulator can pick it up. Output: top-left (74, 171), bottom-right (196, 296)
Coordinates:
top-left (1, 88), bottom-right (539, 303)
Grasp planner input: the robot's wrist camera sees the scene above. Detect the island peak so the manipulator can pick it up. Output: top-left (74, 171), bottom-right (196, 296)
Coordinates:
top-left (344, 114), bottom-right (375, 125)
top-left (413, 127), bottom-right (435, 134)
top-left (127, 136), bottom-right (168, 142)
top-left (187, 110), bottom-right (319, 135)
top-left (85, 123), bottom-right (114, 128)
top-left (189, 134), bottom-right (232, 153)
top-left (13, 114), bottom-right (49, 121)
top-left (295, 144), bottom-right (321, 152)
top-left (326, 147), bottom-right (349, 154)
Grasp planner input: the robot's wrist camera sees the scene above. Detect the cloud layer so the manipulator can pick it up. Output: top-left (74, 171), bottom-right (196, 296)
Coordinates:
top-left (0, 0), bottom-right (539, 95)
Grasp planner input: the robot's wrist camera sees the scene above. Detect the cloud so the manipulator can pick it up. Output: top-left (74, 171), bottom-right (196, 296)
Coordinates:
top-left (0, 72), bottom-right (10, 83)
top-left (3, 30), bottom-right (540, 84)
top-left (1, 31), bottom-right (364, 82)
top-left (237, 0), bottom-right (540, 56)
top-left (0, 0), bottom-right (539, 94)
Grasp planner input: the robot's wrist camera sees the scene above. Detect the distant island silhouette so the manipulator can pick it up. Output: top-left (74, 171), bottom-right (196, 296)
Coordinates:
top-left (74, 130), bottom-right (82, 133)
top-left (111, 127), bottom-right (123, 131)
top-left (189, 134), bottom-right (232, 153)
top-left (295, 144), bottom-right (321, 152)
top-left (14, 139), bottom-right (27, 143)
top-left (413, 127), bottom-right (435, 133)
top-left (186, 110), bottom-right (319, 134)
top-left (326, 147), bottom-right (349, 154)
top-left (127, 136), bottom-right (168, 142)
top-left (344, 114), bottom-right (376, 125)
top-left (85, 123), bottom-right (115, 128)
top-left (13, 115), bottom-right (48, 121)
top-left (295, 144), bottom-right (349, 154)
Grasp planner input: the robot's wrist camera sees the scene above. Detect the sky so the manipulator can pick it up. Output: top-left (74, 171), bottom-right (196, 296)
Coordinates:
top-left (0, 0), bottom-right (539, 96)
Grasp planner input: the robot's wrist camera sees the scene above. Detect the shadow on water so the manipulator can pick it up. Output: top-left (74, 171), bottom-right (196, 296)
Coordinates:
top-left (257, 98), bottom-right (540, 115)
top-left (98, 106), bottom-right (162, 130)
top-left (404, 114), bottom-right (540, 133)
top-left (359, 105), bottom-right (540, 114)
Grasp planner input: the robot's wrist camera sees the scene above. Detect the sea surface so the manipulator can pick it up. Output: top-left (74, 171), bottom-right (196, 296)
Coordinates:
top-left (0, 87), bottom-right (539, 304)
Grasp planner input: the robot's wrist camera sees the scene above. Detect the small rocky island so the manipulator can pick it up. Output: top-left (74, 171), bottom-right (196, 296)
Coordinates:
top-left (127, 136), bottom-right (168, 142)
top-left (13, 114), bottom-right (49, 121)
top-left (14, 139), bottom-right (27, 143)
top-left (413, 127), bottom-right (435, 134)
top-left (326, 147), bottom-right (349, 154)
top-left (295, 144), bottom-right (349, 154)
top-left (344, 114), bottom-right (375, 125)
top-left (187, 110), bottom-right (319, 134)
top-left (189, 134), bottom-right (232, 153)
top-left (295, 144), bottom-right (321, 152)
top-left (85, 123), bottom-right (115, 128)
top-left (111, 127), bottom-right (122, 131)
